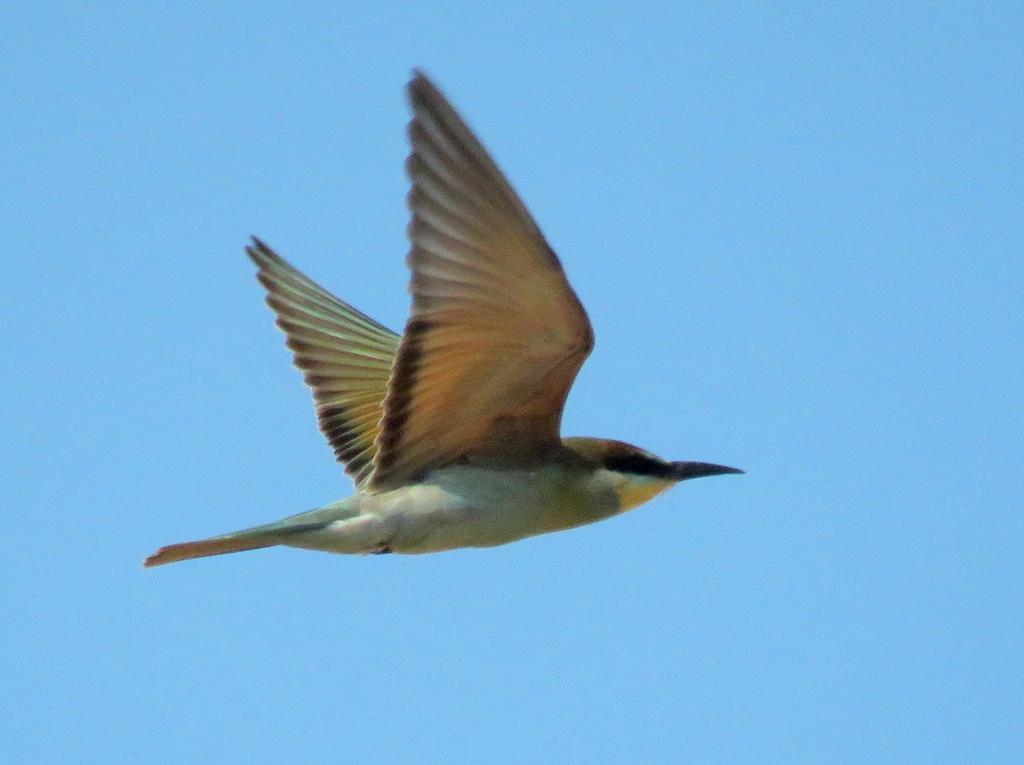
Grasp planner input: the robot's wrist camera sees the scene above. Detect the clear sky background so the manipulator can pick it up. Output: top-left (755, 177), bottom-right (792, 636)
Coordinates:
top-left (3, 3), bottom-right (1021, 763)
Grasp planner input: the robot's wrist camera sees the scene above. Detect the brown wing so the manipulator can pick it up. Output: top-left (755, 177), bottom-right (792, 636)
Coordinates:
top-left (246, 238), bottom-right (399, 489)
top-left (368, 72), bottom-right (594, 490)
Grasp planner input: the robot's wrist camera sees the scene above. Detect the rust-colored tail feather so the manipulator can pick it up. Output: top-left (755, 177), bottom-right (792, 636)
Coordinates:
top-left (143, 536), bottom-right (276, 567)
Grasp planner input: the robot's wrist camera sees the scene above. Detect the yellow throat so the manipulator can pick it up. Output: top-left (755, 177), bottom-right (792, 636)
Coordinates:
top-left (604, 470), bottom-right (675, 512)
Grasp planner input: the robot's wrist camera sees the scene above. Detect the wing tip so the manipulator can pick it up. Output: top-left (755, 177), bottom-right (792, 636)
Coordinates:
top-left (245, 235), bottom-right (276, 267)
top-left (409, 67), bottom-right (431, 90)
top-left (407, 69), bottom-right (452, 115)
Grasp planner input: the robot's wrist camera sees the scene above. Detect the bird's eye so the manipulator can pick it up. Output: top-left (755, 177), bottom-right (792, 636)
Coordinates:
top-left (604, 452), bottom-right (673, 478)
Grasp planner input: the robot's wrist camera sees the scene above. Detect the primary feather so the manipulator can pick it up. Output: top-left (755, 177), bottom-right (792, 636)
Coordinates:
top-left (246, 239), bottom-right (400, 489)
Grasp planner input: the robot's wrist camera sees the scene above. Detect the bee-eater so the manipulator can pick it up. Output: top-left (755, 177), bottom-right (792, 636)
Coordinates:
top-left (144, 72), bottom-right (742, 568)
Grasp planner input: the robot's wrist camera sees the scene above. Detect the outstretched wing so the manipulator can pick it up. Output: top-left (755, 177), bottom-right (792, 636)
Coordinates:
top-left (368, 72), bottom-right (594, 490)
top-left (247, 239), bottom-right (399, 489)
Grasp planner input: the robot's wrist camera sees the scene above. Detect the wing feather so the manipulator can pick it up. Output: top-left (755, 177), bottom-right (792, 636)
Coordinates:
top-left (368, 73), bottom-right (593, 489)
top-left (246, 239), bottom-right (399, 488)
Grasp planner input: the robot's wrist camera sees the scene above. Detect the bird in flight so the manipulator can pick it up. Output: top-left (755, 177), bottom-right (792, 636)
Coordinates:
top-left (144, 72), bottom-right (742, 567)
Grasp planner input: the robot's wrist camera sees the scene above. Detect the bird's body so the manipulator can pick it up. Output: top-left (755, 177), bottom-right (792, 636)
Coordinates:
top-left (149, 441), bottom-right (683, 564)
top-left (145, 72), bottom-right (741, 568)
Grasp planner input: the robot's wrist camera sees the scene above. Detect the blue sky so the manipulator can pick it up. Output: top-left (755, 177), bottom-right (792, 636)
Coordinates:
top-left (3, 2), bottom-right (1021, 762)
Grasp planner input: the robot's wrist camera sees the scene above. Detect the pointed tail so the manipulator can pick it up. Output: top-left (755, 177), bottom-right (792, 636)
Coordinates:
top-left (144, 504), bottom-right (356, 568)
top-left (143, 534), bottom-right (277, 568)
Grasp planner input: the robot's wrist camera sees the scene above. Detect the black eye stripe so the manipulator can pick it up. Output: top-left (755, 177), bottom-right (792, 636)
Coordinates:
top-left (603, 453), bottom-right (674, 479)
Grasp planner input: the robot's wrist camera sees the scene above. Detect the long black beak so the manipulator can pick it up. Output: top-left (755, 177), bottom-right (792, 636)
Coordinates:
top-left (670, 461), bottom-right (745, 481)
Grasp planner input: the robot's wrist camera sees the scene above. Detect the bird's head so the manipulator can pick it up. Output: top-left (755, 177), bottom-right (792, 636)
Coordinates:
top-left (562, 437), bottom-right (743, 511)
